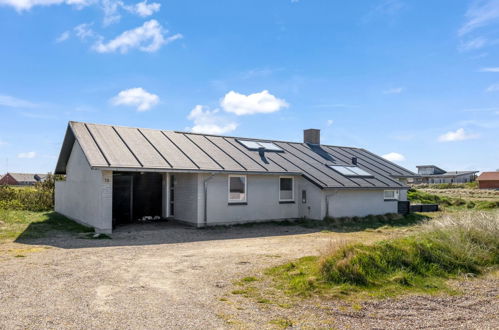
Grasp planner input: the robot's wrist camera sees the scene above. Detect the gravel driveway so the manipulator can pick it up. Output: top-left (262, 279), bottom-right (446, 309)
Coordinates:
top-left (0, 221), bottom-right (497, 329)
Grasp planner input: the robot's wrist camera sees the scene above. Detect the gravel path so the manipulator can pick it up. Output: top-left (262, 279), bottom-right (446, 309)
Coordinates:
top-left (0, 221), bottom-right (497, 329)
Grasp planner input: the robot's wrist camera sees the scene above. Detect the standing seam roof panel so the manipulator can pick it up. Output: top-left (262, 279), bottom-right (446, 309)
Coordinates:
top-left (184, 134), bottom-right (245, 172)
top-left (162, 131), bottom-right (222, 170)
top-left (114, 126), bottom-right (170, 168)
top-left (140, 129), bottom-right (198, 169)
top-left (86, 124), bottom-right (140, 167)
top-left (282, 143), bottom-right (373, 187)
top-left (70, 122), bottom-right (108, 167)
top-left (205, 136), bottom-right (268, 172)
top-left (325, 146), bottom-right (403, 187)
top-left (356, 148), bottom-right (414, 176)
top-left (224, 138), bottom-right (286, 173)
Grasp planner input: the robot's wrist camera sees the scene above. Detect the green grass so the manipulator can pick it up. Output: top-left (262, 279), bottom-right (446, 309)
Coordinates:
top-left (264, 211), bottom-right (499, 299)
top-left (0, 209), bottom-right (93, 242)
top-left (412, 182), bottom-right (478, 189)
top-left (408, 189), bottom-right (499, 210)
top-left (269, 318), bottom-right (293, 328)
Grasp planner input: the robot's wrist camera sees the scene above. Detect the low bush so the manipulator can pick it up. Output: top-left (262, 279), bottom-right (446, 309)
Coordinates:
top-left (412, 182), bottom-right (478, 189)
top-left (0, 174), bottom-right (57, 211)
top-left (267, 211), bottom-right (499, 297)
top-left (408, 188), bottom-right (499, 210)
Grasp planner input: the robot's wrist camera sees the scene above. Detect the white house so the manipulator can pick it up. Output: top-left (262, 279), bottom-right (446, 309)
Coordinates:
top-left (54, 122), bottom-right (416, 233)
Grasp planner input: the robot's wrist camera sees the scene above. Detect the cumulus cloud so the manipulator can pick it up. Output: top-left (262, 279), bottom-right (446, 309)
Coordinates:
top-left (220, 90), bottom-right (288, 116)
top-left (459, 0), bottom-right (499, 36)
top-left (125, 0), bottom-right (159, 17)
top-left (74, 23), bottom-right (96, 40)
top-left (438, 128), bottom-right (479, 142)
top-left (187, 105), bottom-right (238, 135)
top-left (383, 87), bottom-right (404, 94)
top-left (110, 87), bottom-right (159, 111)
top-left (326, 119), bottom-right (334, 127)
top-left (93, 19), bottom-right (181, 53)
top-left (0, 94), bottom-right (37, 108)
top-left (17, 151), bottom-right (36, 159)
top-left (382, 152), bottom-right (405, 162)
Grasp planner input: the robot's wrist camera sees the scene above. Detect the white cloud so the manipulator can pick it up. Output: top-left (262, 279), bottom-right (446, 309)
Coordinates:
top-left (74, 23), bottom-right (95, 40)
top-left (125, 0), bottom-right (159, 17)
top-left (0, 0), bottom-right (91, 11)
top-left (102, 0), bottom-right (122, 26)
top-left (110, 87), bottom-right (159, 111)
top-left (220, 90), bottom-right (288, 116)
top-left (382, 152), bottom-right (405, 162)
top-left (326, 119), bottom-right (334, 127)
top-left (93, 19), bottom-right (181, 53)
top-left (187, 105), bottom-right (238, 135)
top-left (459, 36), bottom-right (489, 51)
top-left (0, 94), bottom-right (37, 108)
top-left (383, 87), bottom-right (404, 94)
top-left (55, 30), bottom-right (70, 43)
top-left (486, 83), bottom-right (499, 92)
top-left (479, 67), bottom-right (499, 72)
top-left (17, 151), bottom-right (36, 159)
top-left (459, 0), bottom-right (499, 36)
top-left (438, 128), bottom-right (479, 142)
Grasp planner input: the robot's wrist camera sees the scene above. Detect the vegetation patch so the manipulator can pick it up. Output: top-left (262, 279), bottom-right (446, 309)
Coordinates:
top-left (408, 189), bottom-right (499, 210)
top-left (269, 317), bottom-right (293, 328)
top-left (265, 211), bottom-right (499, 298)
top-left (0, 209), bottom-right (93, 243)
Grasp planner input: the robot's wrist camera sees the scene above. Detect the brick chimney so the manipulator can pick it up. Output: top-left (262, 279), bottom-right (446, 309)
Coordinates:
top-left (303, 129), bottom-right (320, 145)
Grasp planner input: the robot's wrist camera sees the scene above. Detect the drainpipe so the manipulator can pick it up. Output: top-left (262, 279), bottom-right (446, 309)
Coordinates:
top-left (324, 189), bottom-right (338, 219)
top-left (203, 173), bottom-right (216, 227)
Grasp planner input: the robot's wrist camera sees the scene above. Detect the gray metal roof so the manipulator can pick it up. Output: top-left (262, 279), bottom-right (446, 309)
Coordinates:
top-left (423, 171), bottom-right (478, 178)
top-left (55, 121), bottom-right (416, 189)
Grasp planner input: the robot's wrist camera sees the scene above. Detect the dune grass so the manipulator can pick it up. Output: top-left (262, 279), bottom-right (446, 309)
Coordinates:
top-left (265, 211), bottom-right (499, 298)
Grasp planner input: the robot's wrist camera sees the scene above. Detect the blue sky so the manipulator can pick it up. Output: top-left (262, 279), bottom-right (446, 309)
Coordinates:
top-left (0, 0), bottom-right (498, 174)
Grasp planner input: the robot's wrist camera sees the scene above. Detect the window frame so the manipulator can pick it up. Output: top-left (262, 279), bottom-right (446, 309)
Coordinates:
top-left (383, 189), bottom-right (399, 201)
top-left (228, 175), bottom-right (247, 204)
top-left (279, 176), bottom-right (295, 202)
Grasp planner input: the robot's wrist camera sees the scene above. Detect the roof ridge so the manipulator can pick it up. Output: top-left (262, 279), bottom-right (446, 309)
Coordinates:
top-left (69, 121), bottom-right (362, 149)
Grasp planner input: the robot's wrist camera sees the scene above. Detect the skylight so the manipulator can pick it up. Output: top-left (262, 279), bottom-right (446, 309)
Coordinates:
top-left (237, 139), bottom-right (283, 152)
top-left (329, 165), bottom-right (373, 177)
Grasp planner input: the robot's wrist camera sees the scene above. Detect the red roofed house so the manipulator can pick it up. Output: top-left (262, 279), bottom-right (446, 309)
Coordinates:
top-left (477, 172), bottom-right (499, 189)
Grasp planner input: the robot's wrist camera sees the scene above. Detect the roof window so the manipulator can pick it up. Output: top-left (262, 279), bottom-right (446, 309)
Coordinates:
top-left (329, 165), bottom-right (373, 177)
top-left (237, 139), bottom-right (283, 152)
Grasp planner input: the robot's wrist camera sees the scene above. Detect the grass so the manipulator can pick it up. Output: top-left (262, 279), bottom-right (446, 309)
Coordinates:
top-left (263, 211), bottom-right (499, 299)
top-left (408, 189), bottom-right (499, 210)
top-left (0, 209), bottom-right (93, 243)
top-left (269, 318), bottom-right (293, 328)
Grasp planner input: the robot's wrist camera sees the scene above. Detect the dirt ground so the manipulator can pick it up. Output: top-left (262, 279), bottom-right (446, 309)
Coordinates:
top-left (0, 221), bottom-right (497, 329)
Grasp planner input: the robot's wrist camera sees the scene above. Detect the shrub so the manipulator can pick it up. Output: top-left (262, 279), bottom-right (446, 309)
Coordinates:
top-left (320, 211), bottom-right (499, 288)
top-left (0, 174), bottom-right (57, 211)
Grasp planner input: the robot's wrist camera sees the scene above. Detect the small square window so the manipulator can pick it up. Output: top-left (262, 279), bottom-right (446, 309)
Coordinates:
top-left (279, 177), bottom-right (294, 201)
top-left (228, 175), bottom-right (247, 203)
top-left (384, 190), bottom-right (399, 201)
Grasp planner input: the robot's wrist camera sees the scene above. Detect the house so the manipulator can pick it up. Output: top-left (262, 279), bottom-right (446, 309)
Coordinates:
top-left (477, 172), bottom-right (499, 189)
top-left (0, 172), bottom-right (47, 186)
top-left (54, 121), bottom-right (417, 233)
top-left (414, 165), bottom-right (478, 184)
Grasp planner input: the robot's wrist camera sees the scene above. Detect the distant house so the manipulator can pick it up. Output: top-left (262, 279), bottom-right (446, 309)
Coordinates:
top-left (477, 172), bottom-right (499, 189)
top-left (413, 165), bottom-right (478, 184)
top-left (0, 173), bottom-right (47, 186)
top-left (54, 121), bottom-right (417, 233)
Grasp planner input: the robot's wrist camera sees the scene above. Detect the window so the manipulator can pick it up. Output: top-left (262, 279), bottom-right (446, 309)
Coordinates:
top-left (237, 139), bottom-right (283, 152)
top-left (228, 175), bottom-right (247, 203)
top-left (384, 190), bottom-right (399, 201)
top-left (279, 177), bottom-right (294, 201)
top-left (301, 190), bottom-right (307, 203)
top-left (329, 165), bottom-right (373, 178)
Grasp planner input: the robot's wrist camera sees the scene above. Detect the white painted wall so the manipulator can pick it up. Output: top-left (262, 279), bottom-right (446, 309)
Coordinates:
top-left (199, 173), bottom-right (314, 226)
top-left (172, 173), bottom-right (201, 225)
top-left (325, 189), bottom-right (398, 218)
top-left (55, 141), bottom-right (113, 233)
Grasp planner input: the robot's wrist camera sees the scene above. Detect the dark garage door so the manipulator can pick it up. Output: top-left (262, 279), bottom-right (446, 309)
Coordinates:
top-left (112, 172), bottom-right (163, 226)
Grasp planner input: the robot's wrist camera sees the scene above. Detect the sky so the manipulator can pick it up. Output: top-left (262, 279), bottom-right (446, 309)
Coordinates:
top-left (0, 0), bottom-right (498, 174)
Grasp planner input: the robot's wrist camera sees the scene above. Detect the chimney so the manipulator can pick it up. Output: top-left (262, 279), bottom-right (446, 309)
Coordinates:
top-left (304, 129), bottom-right (320, 145)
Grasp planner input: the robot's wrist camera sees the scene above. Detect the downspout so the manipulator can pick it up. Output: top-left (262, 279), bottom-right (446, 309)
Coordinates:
top-left (324, 189), bottom-right (338, 219)
top-left (203, 173), bottom-right (216, 227)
